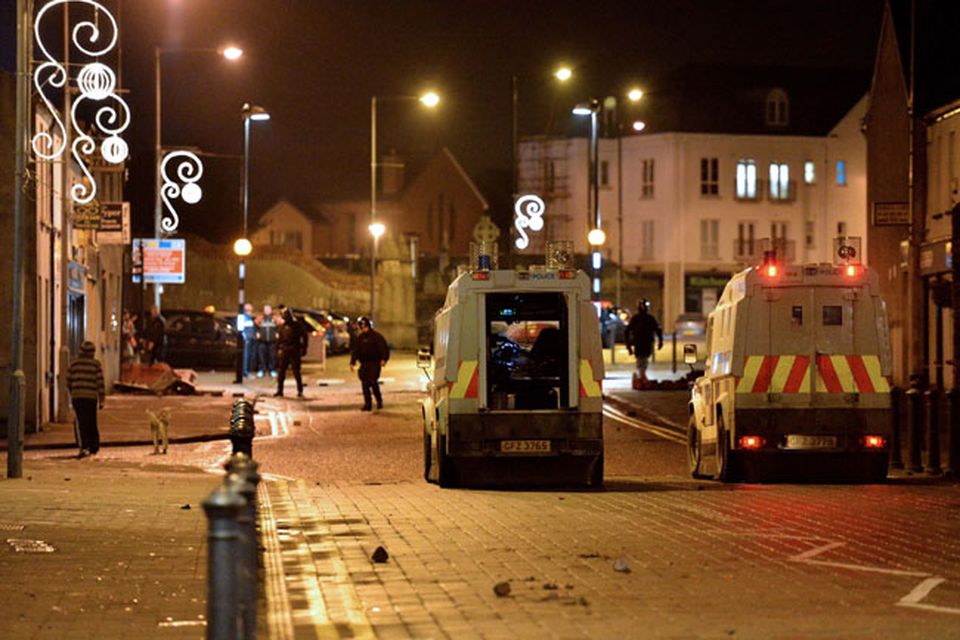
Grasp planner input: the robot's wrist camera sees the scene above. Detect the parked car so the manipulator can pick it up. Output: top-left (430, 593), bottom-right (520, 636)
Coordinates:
top-left (599, 303), bottom-right (630, 347)
top-left (163, 309), bottom-right (239, 370)
top-left (674, 312), bottom-right (707, 337)
top-left (322, 311), bottom-right (353, 354)
top-left (290, 308), bottom-right (331, 362)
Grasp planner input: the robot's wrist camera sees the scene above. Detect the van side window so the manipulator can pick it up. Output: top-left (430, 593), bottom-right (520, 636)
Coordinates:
top-left (823, 305), bottom-right (842, 326)
top-left (791, 306), bottom-right (802, 325)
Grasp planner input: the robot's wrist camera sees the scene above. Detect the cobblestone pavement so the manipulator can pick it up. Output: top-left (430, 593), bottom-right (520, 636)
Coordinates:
top-left (264, 472), bottom-right (960, 640)
top-left (0, 455), bottom-right (213, 639)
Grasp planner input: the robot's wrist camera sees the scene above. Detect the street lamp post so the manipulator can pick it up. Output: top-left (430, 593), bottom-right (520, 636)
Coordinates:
top-left (574, 100), bottom-right (602, 303)
top-left (369, 91), bottom-right (440, 323)
top-left (154, 44), bottom-right (242, 309)
top-left (234, 103), bottom-right (269, 384)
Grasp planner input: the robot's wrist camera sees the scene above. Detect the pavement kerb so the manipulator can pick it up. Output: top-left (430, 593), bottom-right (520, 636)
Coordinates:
top-left (603, 392), bottom-right (687, 433)
top-left (0, 431), bottom-right (231, 452)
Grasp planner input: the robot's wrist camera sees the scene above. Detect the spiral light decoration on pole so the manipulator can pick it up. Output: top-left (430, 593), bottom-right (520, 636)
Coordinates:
top-left (159, 151), bottom-right (204, 234)
top-left (513, 194), bottom-right (546, 250)
top-left (31, 0), bottom-right (131, 204)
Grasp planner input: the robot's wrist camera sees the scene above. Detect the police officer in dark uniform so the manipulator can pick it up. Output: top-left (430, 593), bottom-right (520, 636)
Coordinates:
top-left (274, 305), bottom-right (308, 398)
top-left (350, 316), bottom-right (390, 411)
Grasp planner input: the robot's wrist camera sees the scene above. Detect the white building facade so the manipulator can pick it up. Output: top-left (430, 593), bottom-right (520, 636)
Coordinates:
top-left (518, 94), bottom-right (868, 328)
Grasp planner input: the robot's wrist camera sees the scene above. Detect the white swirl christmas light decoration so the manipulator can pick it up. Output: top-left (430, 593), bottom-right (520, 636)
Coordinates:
top-left (32, 0), bottom-right (130, 204)
top-left (160, 151), bottom-right (205, 233)
top-left (513, 194), bottom-right (546, 250)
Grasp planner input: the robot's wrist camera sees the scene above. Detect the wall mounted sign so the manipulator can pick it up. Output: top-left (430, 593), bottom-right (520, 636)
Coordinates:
top-left (96, 202), bottom-right (130, 244)
top-left (872, 202), bottom-right (909, 226)
top-left (132, 238), bottom-right (186, 284)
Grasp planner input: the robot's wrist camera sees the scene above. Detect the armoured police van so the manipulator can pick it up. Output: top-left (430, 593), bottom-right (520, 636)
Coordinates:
top-left (687, 250), bottom-right (893, 482)
top-left (420, 245), bottom-right (605, 487)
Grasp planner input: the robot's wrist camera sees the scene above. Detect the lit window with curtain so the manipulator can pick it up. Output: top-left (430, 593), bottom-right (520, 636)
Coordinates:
top-left (836, 160), bottom-right (847, 186)
top-left (804, 160), bottom-right (815, 184)
top-left (736, 159), bottom-right (757, 200)
top-left (768, 162), bottom-right (790, 200)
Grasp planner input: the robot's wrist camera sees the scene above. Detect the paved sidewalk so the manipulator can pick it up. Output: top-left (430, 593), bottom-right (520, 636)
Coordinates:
top-left (1, 395), bottom-right (239, 451)
top-left (0, 454), bottom-right (217, 639)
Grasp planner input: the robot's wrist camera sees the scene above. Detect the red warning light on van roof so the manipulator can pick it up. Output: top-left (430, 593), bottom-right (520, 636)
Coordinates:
top-left (845, 264), bottom-right (860, 277)
top-left (765, 264), bottom-right (779, 278)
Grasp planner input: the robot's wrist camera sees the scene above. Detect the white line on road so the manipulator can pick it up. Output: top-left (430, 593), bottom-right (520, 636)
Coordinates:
top-left (603, 404), bottom-right (686, 445)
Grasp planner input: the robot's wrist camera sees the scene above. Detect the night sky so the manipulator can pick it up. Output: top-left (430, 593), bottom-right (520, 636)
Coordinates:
top-left (2, 0), bottom-right (884, 242)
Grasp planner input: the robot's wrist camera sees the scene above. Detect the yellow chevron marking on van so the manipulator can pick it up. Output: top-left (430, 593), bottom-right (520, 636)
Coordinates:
top-left (579, 359), bottom-right (602, 397)
top-left (769, 355), bottom-right (794, 393)
top-left (830, 355), bottom-right (858, 393)
top-left (738, 355), bottom-right (763, 392)
top-left (863, 355), bottom-right (891, 392)
top-left (449, 360), bottom-right (478, 399)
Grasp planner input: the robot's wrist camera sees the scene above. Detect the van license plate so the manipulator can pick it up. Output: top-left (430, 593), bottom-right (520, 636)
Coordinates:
top-left (500, 440), bottom-right (551, 453)
top-left (785, 435), bottom-right (837, 449)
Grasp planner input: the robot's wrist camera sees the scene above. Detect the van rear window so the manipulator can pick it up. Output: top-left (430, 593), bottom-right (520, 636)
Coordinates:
top-left (823, 305), bottom-right (842, 326)
top-left (486, 292), bottom-right (568, 410)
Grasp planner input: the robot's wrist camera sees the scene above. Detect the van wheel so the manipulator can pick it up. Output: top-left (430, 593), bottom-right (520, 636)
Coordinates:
top-left (437, 433), bottom-right (457, 488)
top-left (423, 430), bottom-right (432, 482)
top-left (715, 415), bottom-right (734, 482)
top-left (589, 454), bottom-right (604, 487)
top-left (688, 414), bottom-right (707, 479)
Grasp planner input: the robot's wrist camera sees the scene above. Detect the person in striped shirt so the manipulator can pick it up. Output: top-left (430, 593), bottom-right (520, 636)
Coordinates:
top-left (67, 341), bottom-right (105, 457)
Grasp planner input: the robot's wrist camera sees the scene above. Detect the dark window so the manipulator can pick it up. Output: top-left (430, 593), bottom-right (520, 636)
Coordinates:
top-left (791, 306), bottom-right (803, 325)
top-left (823, 305), bottom-right (842, 326)
top-left (486, 292), bottom-right (568, 410)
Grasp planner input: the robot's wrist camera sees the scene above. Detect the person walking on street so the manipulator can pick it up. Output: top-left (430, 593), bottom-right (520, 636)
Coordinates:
top-left (625, 298), bottom-right (663, 382)
top-left (67, 340), bottom-right (104, 457)
top-left (239, 303), bottom-right (258, 378)
top-left (350, 316), bottom-right (390, 411)
top-left (256, 304), bottom-right (278, 378)
top-left (143, 305), bottom-right (167, 365)
top-left (274, 305), bottom-right (308, 398)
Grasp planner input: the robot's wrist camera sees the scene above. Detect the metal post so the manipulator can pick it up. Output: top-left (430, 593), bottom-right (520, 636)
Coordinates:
top-left (56, 2), bottom-right (72, 423)
top-left (235, 114), bottom-right (251, 384)
top-left (907, 385), bottom-right (924, 473)
top-left (203, 485), bottom-right (245, 640)
top-left (616, 126), bottom-right (624, 310)
top-left (370, 96), bottom-right (377, 323)
top-left (7, 0), bottom-right (31, 478)
top-left (154, 46), bottom-right (163, 309)
top-left (227, 472), bottom-right (257, 640)
top-left (925, 388), bottom-right (942, 476)
top-left (590, 107), bottom-right (600, 304)
top-left (890, 386), bottom-right (904, 469)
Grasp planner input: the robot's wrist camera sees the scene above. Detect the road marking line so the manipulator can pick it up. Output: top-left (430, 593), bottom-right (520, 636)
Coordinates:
top-left (899, 577), bottom-right (947, 605)
top-left (278, 410), bottom-right (289, 436)
top-left (603, 405), bottom-right (686, 445)
top-left (789, 540), bottom-right (846, 561)
top-left (799, 559), bottom-right (930, 578)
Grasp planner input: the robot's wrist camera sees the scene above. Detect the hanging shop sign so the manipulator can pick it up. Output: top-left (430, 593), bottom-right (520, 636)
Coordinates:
top-left (96, 201), bottom-right (130, 244)
top-left (72, 198), bottom-right (102, 229)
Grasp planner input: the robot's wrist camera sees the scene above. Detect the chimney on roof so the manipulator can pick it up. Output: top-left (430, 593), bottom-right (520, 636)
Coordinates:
top-left (381, 149), bottom-right (405, 197)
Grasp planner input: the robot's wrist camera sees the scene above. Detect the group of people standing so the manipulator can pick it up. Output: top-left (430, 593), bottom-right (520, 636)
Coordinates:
top-left (121, 306), bottom-right (169, 366)
top-left (238, 304), bottom-right (309, 398)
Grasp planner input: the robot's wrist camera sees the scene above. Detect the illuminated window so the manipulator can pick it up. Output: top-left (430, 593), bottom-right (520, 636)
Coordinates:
top-left (765, 88), bottom-right (789, 127)
top-left (804, 160), bottom-right (815, 184)
top-left (700, 219), bottom-right (719, 259)
top-left (768, 162), bottom-right (790, 200)
top-left (736, 159), bottom-right (757, 200)
top-left (641, 158), bottom-right (655, 198)
top-left (836, 160), bottom-right (847, 186)
top-left (700, 157), bottom-right (719, 196)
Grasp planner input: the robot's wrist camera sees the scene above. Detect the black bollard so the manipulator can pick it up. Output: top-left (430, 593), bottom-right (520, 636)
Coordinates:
top-left (890, 387), bottom-right (904, 469)
top-left (925, 388), bottom-right (942, 476)
top-left (227, 472), bottom-right (258, 640)
top-left (203, 485), bottom-right (246, 640)
top-left (906, 387), bottom-right (924, 473)
top-left (947, 389), bottom-right (960, 479)
top-left (229, 399), bottom-right (256, 457)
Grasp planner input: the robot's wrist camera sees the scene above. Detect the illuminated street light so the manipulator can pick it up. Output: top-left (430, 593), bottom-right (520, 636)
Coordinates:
top-left (235, 102), bottom-right (270, 383)
top-left (573, 99), bottom-right (602, 302)
top-left (419, 91), bottom-right (441, 108)
top-left (555, 66), bottom-right (573, 82)
top-left (588, 228), bottom-right (606, 246)
top-left (632, 120), bottom-right (646, 132)
top-left (369, 222), bottom-right (386, 238)
top-left (628, 87), bottom-right (644, 102)
top-left (154, 42), bottom-right (244, 309)
top-left (220, 45), bottom-right (244, 60)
